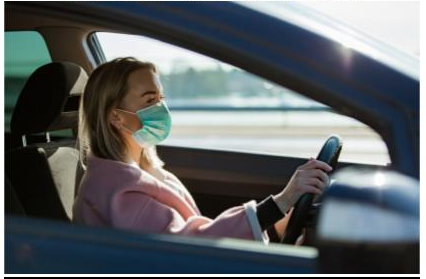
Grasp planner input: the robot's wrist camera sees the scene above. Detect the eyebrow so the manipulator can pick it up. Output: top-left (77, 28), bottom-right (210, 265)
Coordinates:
top-left (141, 91), bottom-right (157, 97)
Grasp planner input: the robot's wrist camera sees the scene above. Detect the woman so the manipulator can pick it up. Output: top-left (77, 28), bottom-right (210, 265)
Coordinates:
top-left (73, 57), bottom-right (332, 244)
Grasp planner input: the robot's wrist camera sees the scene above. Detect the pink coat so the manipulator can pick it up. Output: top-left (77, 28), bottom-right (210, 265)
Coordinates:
top-left (72, 153), bottom-right (268, 243)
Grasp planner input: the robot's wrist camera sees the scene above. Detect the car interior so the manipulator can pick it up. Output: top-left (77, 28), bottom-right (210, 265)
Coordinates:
top-left (5, 2), bottom-right (388, 245)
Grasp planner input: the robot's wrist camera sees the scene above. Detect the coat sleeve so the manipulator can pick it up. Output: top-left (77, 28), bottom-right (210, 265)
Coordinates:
top-left (110, 191), bottom-right (269, 244)
top-left (162, 169), bottom-right (201, 215)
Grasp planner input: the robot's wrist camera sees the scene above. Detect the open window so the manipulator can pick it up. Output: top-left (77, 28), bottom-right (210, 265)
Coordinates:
top-left (94, 32), bottom-right (390, 165)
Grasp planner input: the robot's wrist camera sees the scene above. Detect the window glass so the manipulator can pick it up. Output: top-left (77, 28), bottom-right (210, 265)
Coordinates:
top-left (5, 31), bottom-right (72, 138)
top-left (96, 32), bottom-right (390, 164)
top-left (5, 31), bottom-right (52, 132)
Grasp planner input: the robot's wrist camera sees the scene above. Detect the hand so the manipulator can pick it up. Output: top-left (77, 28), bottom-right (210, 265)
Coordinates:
top-left (273, 158), bottom-right (332, 214)
top-left (295, 228), bottom-right (306, 246)
top-left (274, 207), bottom-right (293, 239)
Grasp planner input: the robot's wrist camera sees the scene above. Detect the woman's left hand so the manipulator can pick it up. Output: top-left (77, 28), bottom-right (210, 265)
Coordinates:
top-left (274, 207), bottom-right (293, 239)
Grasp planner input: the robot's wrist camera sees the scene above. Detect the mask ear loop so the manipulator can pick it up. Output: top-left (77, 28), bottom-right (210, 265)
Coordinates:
top-left (115, 108), bottom-right (137, 135)
top-left (115, 108), bottom-right (137, 115)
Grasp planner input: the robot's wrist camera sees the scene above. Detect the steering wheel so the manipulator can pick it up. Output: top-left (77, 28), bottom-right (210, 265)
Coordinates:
top-left (281, 135), bottom-right (342, 244)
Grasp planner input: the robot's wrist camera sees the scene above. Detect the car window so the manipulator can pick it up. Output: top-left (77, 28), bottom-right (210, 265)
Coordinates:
top-left (5, 31), bottom-right (51, 132)
top-left (94, 32), bottom-right (390, 165)
top-left (5, 31), bottom-right (72, 138)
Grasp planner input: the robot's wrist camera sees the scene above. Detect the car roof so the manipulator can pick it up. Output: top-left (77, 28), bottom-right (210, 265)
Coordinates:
top-left (238, 2), bottom-right (419, 81)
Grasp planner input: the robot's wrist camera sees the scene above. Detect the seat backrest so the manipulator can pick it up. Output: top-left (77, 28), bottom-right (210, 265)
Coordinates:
top-left (6, 62), bottom-right (88, 221)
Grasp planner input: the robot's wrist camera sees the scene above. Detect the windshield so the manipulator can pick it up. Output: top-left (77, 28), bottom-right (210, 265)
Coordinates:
top-left (237, 2), bottom-right (419, 80)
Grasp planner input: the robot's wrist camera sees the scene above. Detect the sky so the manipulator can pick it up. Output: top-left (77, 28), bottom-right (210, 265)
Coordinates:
top-left (300, 1), bottom-right (419, 56)
top-left (98, 1), bottom-right (420, 74)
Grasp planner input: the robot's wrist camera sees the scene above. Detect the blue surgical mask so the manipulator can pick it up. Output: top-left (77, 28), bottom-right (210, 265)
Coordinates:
top-left (117, 100), bottom-right (172, 147)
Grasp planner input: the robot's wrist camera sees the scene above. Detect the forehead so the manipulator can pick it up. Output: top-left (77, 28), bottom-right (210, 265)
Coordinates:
top-left (127, 67), bottom-right (162, 90)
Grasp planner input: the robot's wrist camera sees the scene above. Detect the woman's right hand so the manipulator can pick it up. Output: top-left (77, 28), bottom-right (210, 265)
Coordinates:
top-left (273, 158), bottom-right (332, 215)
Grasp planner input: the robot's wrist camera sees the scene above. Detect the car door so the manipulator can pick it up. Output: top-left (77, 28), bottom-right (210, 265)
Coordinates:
top-left (6, 215), bottom-right (318, 274)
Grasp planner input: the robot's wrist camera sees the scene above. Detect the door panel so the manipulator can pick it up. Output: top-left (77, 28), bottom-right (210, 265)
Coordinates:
top-left (6, 216), bottom-right (318, 274)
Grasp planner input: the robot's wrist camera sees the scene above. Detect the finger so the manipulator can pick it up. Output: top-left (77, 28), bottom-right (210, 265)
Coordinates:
top-left (303, 159), bottom-right (333, 172)
top-left (296, 232), bottom-right (305, 246)
top-left (299, 159), bottom-right (319, 170)
top-left (298, 158), bottom-right (315, 169)
top-left (314, 178), bottom-right (327, 191)
top-left (303, 185), bottom-right (323, 195)
top-left (309, 178), bottom-right (326, 190)
top-left (305, 169), bottom-right (328, 185)
top-left (312, 169), bottom-right (330, 185)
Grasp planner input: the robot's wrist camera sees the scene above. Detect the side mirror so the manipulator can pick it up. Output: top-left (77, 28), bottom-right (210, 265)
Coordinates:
top-left (316, 167), bottom-right (419, 274)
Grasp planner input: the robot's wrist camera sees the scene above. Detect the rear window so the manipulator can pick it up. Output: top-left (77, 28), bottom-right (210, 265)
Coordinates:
top-left (5, 31), bottom-right (52, 132)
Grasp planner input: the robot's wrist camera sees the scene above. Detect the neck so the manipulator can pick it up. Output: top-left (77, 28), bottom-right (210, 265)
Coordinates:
top-left (123, 134), bottom-right (142, 165)
top-left (126, 146), bottom-right (142, 165)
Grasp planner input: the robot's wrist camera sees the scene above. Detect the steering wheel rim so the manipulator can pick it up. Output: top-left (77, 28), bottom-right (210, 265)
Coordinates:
top-left (281, 135), bottom-right (342, 244)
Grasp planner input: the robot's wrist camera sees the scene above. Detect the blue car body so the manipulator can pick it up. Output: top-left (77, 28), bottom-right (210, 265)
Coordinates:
top-left (5, 1), bottom-right (419, 274)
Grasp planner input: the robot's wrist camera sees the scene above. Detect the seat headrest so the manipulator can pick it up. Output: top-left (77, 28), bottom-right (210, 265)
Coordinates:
top-left (11, 62), bottom-right (88, 136)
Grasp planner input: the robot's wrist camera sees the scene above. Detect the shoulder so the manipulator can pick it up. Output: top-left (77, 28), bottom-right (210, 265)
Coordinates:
top-left (80, 154), bottom-right (161, 202)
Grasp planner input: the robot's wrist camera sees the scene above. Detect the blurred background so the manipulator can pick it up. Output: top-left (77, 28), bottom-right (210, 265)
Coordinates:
top-left (5, 2), bottom-right (419, 165)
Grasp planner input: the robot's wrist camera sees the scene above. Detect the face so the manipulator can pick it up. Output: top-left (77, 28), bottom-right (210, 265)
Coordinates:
top-left (110, 68), bottom-right (164, 133)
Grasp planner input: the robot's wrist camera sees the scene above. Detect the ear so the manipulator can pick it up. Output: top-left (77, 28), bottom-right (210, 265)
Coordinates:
top-left (109, 109), bottom-right (123, 130)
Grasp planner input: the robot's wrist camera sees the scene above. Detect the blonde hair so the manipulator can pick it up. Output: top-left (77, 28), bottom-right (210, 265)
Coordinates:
top-left (78, 57), bottom-right (164, 169)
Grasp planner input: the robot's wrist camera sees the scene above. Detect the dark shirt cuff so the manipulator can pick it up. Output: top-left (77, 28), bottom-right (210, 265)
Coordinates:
top-left (256, 195), bottom-right (285, 231)
top-left (267, 226), bottom-right (282, 242)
